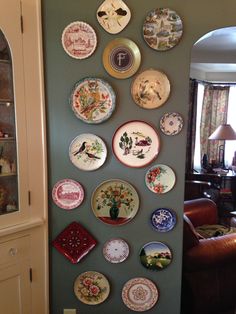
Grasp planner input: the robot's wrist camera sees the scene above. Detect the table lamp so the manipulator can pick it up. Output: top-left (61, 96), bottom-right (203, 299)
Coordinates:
top-left (209, 124), bottom-right (236, 168)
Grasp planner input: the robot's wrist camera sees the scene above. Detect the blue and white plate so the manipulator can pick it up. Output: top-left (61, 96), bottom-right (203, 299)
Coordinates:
top-left (150, 207), bottom-right (177, 232)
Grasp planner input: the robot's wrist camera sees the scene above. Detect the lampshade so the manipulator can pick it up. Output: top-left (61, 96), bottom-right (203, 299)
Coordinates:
top-left (208, 124), bottom-right (236, 140)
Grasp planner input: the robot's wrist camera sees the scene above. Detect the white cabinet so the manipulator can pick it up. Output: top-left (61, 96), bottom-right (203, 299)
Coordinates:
top-left (0, 236), bottom-right (31, 314)
top-left (0, 0), bottom-right (48, 313)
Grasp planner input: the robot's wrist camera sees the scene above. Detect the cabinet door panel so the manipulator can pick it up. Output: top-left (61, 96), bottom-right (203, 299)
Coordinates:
top-left (0, 262), bottom-right (31, 314)
top-left (0, 0), bottom-right (29, 226)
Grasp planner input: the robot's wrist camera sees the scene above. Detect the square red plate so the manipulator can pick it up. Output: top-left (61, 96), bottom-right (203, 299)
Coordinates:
top-left (52, 221), bottom-right (97, 263)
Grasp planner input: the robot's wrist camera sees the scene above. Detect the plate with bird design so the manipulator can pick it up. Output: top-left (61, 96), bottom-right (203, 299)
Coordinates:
top-left (70, 77), bottom-right (116, 124)
top-left (69, 133), bottom-right (107, 171)
top-left (96, 0), bottom-right (131, 34)
top-left (131, 69), bottom-right (170, 109)
top-left (112, 120), bottom-right (160, 168)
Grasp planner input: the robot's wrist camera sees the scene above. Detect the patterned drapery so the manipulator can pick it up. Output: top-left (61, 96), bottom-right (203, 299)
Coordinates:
top-left (185, 79), bottom-right (198, 173)
top-left (200, 85), bottom-right (229, 165)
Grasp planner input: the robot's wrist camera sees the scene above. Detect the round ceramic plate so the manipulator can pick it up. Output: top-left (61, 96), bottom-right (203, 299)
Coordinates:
top-left (91, 179), bottom-right (139, 225)
top-left (70, 77), bottom-right (116, 124)
top-left (112, 120), bottom-right (160, 168)
top-left (97, 0), bottom-right (131, 34)
top-left (74, 271), bottom-right (110, 305)
top-left (143, 8), bottom-right (183, 51)
top-left (103, 238), bottom-right (129, 263)
top-left (122, 277), bottom-right (159, 311)
top-left (131, 69), bottom-right (170, 109)
top-left (139, 241), bottom-right (172, 271)
top-left (151, 208), bottom-right (177, 232)
top-left (69, 134), bottom-right (107, 171)
top-left (52, 179), bottom-right (84, 210)
top-left (160, 112), bottom-right (183, 135)
top-left (61, 21), bottom-right (97, 59)
top-left (103, 38), bottom-right (141, 79)
top-left (145, 164), bottom-right (176, 194)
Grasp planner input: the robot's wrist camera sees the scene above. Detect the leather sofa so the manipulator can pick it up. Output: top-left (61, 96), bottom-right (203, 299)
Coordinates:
top-left (182, 198), bottom-right (236, 314)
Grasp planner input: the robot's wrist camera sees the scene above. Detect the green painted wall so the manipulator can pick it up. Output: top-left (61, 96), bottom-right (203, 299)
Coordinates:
top-left (42, 1), bottom-right (236, 313)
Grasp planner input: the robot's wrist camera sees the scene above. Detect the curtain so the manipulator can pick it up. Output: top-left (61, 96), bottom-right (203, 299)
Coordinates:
top-left (185, 79), bottom-right (198, 173)
top-left (200, 85), bottom-right (229, 165)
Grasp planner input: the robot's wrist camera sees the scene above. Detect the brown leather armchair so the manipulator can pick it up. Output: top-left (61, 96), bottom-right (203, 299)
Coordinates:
top-left (182, 198), bottom-right (236, 314)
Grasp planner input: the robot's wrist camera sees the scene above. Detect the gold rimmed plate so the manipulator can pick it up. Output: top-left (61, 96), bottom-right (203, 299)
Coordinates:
top-left (102, 38), bottom-right (141, 79)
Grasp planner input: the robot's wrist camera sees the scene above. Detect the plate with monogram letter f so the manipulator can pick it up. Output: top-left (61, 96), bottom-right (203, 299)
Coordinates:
top-left (103, 38), bottom-right (141, 79)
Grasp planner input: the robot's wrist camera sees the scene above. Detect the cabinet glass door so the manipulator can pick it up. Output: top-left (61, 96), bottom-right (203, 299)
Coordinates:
top-left (0, 30), bottom-right (18, 215)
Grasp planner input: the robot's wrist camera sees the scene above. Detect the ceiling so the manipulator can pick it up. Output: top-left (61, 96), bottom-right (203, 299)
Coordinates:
top-left (190, 26), bottom-right (236, 81)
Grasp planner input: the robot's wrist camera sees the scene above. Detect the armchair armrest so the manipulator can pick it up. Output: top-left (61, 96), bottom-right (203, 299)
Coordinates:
top-left (184, 233), bottom-right (236, 271)
top-left (184, 198), bottom-right (218, 227)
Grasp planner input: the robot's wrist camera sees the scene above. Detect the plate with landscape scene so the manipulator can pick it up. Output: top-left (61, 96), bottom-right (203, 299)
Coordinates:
top-left (69, 133), bottom-right (107, 171)
top-left (145, 164), bottom-right (176, 194)
top-left (91, 179), bottom-right (139, 225)
top-left (70, 77), bottom-right (116, 124)
top-left (112, 120), bottom-right (160, 167)
top-left (139, 241), bottom-right (172, 271)
top-left (143, 8), bottom-right (183, 51)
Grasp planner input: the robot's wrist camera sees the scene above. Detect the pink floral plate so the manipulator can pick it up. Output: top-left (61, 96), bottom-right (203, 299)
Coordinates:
top-left (103, 238), bottom-right (129, 263)
top-left (52, 179), bottom-right (84, 210)
top-left (122, 277), bottom-right (159, 311)
top-left (145, 164), bottom-right (176, 194)
top-left (74, 271), bottom-right (110, 305)
top-left (160, 112), bottom-right (183, 135)
top-left (112, 120), bottom-right (160, 168)
top-left (91, 179), bottom-right (139, 225)
top-left (69, 133), bottom-right (107, 171)
top-left (70, 77), bottom-right (116, 124)
top-left (61, 21), bottom-right (97, 59)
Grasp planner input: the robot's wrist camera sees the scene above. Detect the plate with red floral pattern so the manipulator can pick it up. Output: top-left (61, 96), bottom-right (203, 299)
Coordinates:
top-left (61, 21), bottom-right (97, 59)
top-left (145, 164), bottom-right (176, 194)
top-left (74, 271), bottom-right (110, 305)
top-left (52, 179), bottom-right (84, 210)
top-left (112, 120), bottom-right (160, 168)
top-left (122, 277), bottom-right (159, 311)
top-left (103, 238), bottom-right (129, 263)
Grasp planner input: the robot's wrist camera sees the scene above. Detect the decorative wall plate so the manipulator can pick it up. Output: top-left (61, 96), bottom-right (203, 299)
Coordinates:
top-left (70, 77), bottom-right (116, 124)
top-left (52, 221), bottom-right (97, 264)
top-left (103, 238), bottom-right (129, 263)
top-left (112, 120), bottom-right (160, 168)
top-left (143, 8), bottom-right (183, 51)
top-left (145, 164), bottom-right (176, 194)
top-left (151, 208), bottom-right (177, 232)
top-left (122, 277), bottom-right (159, 311)
top-left (61, 21), bottom-right (97, 59)
top-left (160, 112), bottom-right (183, 135)
top-left (97, 0), bottom-right (131, 34)
top-left (52, 179), bottom-right (84, 210)
top-left (91, 179), bottom-right (139, 225)
top-left (103, 38), bottom-right (141, 79)
top-left (69, 133), bottom-right (107, 171)
top-left (74, 271), bottom-right (110, 305)
top-left (131, 69), bottom-right (170, 109)
top-left (139, 241), bottom-right (172, 271)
